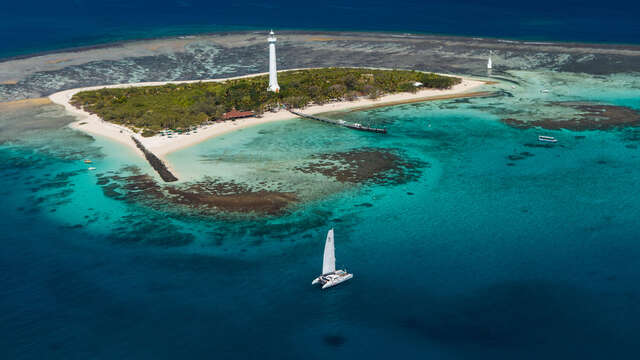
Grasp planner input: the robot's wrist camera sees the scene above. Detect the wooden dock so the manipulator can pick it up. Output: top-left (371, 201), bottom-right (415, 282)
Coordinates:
top-left (288, 110), bottom-right (387, 134)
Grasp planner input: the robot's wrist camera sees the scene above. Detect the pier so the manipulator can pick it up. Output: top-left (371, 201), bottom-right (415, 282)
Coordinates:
top-left (130, 136), bottom-right (178, 182)
top-left (288, 110), bottom-right (387, 134)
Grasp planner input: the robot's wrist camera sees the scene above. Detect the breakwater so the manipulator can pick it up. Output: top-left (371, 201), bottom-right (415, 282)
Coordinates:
top-left (130, 136), bottom-right (178, 182)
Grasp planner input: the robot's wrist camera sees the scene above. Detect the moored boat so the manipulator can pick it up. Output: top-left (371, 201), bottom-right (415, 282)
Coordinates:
top-left (538, 135), bottom-right (557, 143)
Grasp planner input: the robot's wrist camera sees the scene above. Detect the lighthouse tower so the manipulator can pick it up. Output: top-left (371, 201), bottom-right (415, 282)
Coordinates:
top-left (267, 30), bottom-right (280, 92)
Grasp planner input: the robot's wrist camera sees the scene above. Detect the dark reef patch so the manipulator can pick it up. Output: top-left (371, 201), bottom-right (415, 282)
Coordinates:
top-left (165, 179), bottom-right (297, 215)
top-left (524, 143), bottom-right (555, 149)
top-left (502, 102), bottom-right (640, 131)
top-left (95, 166), bottom-right (297, 216)
top-left (108, 213), bottom-right (195, 247)
top-left (621, 129), bottom-right (640, 142)
top-left (323, 334), bottom-right (347, 347)
top-left (59, 224), bottom-right (84, 229)
top-left (294, 148), bottom-right (425, 185)
top-left (355, 202), bottom-right (373, 208)
top-left (101, 214), bottom-right (195, 247)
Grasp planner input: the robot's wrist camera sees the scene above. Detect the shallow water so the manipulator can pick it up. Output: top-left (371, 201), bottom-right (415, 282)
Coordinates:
top-left (2, 70), bottom-right (640, 358)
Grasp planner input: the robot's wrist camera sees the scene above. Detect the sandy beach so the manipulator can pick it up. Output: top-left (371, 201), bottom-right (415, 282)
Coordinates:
top-left (49, 71), bottom-right (486, 161)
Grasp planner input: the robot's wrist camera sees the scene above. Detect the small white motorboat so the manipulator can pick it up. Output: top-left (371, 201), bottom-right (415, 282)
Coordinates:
top-left (538, 135), bottom-right (558, 143)
top-left (312, 229), bottom-right (353, 289)
top-left (88, 167), bottom-right (96, 170)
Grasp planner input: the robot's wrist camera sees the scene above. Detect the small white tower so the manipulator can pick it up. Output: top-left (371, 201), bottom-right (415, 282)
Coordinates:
top-left (267, 30), bottom-right (280, 92)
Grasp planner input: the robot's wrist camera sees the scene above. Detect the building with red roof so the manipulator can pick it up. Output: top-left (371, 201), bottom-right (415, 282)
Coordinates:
top-left (222, 109), bottom-right (255, 120)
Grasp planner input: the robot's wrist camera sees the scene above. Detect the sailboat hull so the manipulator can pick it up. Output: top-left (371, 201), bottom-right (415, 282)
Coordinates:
top-left (312, 270), bottom-right (353, 289)
top-left (321, 273), bottom-right (353, 289)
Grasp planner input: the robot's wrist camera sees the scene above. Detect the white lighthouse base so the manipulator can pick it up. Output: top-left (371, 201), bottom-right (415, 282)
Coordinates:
top-left (268, 86), bottom-right (280, 93)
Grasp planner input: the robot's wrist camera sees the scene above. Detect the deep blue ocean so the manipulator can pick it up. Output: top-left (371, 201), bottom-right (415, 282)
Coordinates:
top-left (1, 0), bottom-right (640, 59)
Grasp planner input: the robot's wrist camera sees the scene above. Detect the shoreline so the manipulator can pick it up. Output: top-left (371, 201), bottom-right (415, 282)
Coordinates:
top-left (49, 70), bottom-right (486, 162)
top-left (339, 91), bottom-right (493, 112)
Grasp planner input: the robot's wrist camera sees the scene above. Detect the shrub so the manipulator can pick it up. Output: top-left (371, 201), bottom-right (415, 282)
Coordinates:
top-left (70, 68), bottom-right (460, 133)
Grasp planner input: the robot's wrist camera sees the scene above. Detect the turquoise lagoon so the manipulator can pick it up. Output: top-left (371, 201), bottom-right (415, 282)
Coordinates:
top-left (2, 71), bottom-right (640, 358)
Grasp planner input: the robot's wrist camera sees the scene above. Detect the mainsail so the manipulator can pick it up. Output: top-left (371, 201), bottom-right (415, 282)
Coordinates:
top-left (322, 229), bottom-right (336, 274)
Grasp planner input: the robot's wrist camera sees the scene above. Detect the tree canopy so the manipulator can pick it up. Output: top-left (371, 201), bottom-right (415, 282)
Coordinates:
top-left (70, 68), bottom-right (461, 136)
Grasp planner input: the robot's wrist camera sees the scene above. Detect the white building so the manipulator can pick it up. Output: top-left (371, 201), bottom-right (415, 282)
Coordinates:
top-left (267, 30), bottom-right (280, 92)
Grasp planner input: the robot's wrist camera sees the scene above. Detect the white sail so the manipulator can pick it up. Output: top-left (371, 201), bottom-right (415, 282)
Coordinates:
top-left (322, 229), bottom-right (336, 274)
top-left (487, 51), bottom-right (492, 69)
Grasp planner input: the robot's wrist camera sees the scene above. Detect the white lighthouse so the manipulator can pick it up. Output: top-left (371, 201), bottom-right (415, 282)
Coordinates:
top-left (267, 30), bottom-right (280, 92)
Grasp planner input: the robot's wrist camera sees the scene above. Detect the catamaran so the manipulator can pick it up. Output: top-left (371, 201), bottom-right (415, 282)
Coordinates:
top-left (312, 229), bottom-right (353, 289)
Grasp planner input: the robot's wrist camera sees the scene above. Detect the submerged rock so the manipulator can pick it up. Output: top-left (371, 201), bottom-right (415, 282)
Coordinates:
top-left (97, 166), bottom-right (297, 216)
top-left (294, 148), bottom-right (425, 185)
top-left (323, 334), bottom-right (347, 347)
top-left (503, 102), bottom-right (640, 131)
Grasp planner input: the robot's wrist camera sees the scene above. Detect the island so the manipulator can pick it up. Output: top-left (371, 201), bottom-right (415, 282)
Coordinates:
top-left (49, 67), bottom-right (486, 181)
top-left (69, 68), bottom-right (461, 136)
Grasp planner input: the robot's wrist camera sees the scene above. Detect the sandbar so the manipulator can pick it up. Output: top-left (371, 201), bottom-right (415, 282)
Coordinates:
top-left (0, 97), bottom-right (51, 110)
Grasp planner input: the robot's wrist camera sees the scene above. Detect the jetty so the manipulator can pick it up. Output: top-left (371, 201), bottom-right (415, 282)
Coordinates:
top-left (130, 136), bottom-right (178, 182)
top-left (288, 110), bottom-right (387, 134)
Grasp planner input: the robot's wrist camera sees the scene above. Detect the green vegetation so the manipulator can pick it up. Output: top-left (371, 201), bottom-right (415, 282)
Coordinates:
top-left (70, 68), bottom-right (461, 136)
